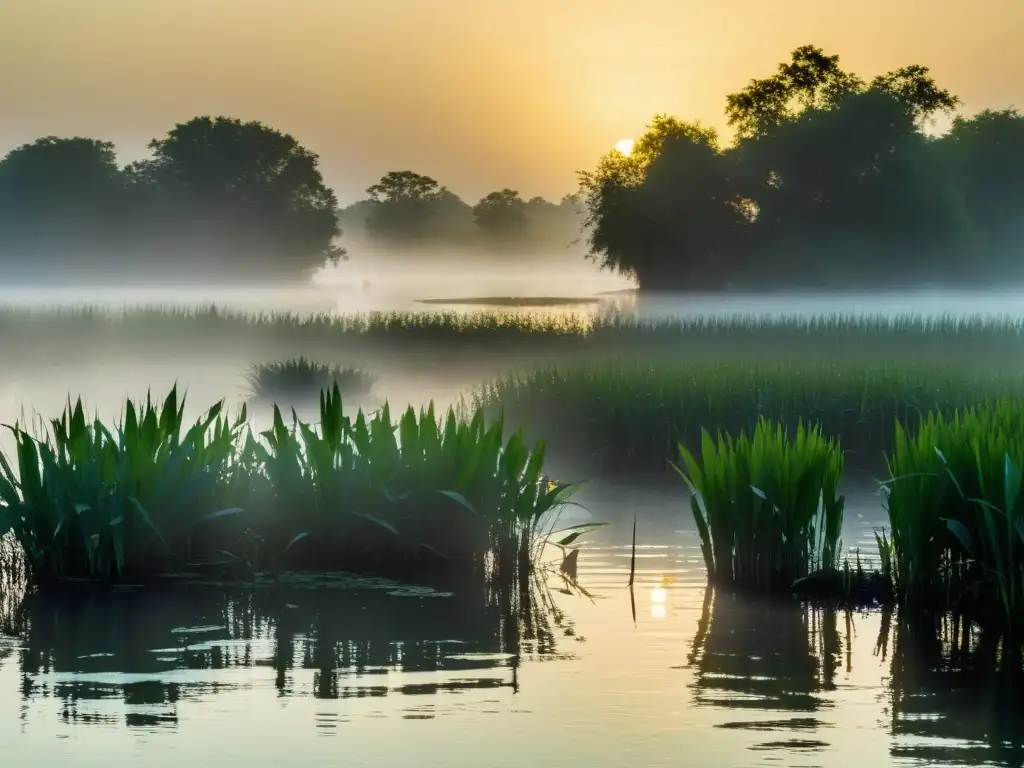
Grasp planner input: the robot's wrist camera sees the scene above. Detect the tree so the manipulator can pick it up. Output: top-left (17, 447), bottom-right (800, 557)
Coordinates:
top-left (733, 88), bottom-right (963, 284)
top-left (725, 45), bottom-right (863, 139)
top-left (0, 137), bottom-right (127, 272)
top-left (938, 109), bottom-right (1024, 265)
top-left (578, 117), bottom-right (745, 288)
top-left (871, 65), bottom-right (960, 123)
top-left (472, 189), bottom-right (527, 244)
top-left (130, 116), bottom-right (343, 279)
top-left (578, 45), bottom-right (997, 290)
top-left (364, 170), bottom-right (449, 241)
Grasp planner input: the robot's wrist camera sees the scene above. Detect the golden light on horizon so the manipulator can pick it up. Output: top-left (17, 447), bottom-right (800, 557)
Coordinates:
top-left (615, 138), bottom-right (635, 156)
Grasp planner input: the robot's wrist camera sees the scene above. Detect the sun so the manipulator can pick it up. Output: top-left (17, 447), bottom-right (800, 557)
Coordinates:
top-left (614, 138), bottom-right (635, 156)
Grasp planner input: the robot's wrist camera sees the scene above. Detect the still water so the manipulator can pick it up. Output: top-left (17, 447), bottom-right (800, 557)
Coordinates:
top-left (7, 268), bottom-right (1024, 321)
top-left (1, 486), bottom-right (1019, 768)
top-left (2, 277), bottom-right (1024, 765)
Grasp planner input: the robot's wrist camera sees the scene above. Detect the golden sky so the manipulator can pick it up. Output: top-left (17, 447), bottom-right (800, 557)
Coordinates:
top-left (0, 0), bottom-right (1021, 204)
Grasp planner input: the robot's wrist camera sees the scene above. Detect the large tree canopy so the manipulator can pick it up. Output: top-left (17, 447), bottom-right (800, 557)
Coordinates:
top-left (129, 116), bottom-right (343, 278)
top-left (0, 117), bottom-right (342, 283)
top-left (0, 137), bottom-right (127, 269)
top-left (579, 44), bottom-right (1013, 291)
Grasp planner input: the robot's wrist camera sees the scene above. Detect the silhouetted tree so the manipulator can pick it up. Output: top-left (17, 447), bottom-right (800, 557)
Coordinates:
top-left (0, 137), bottom-right (128, 274)
top-left (364, 170), bottom-right (447, 241)
top-left (125, 116), bottom-right (342, 280)
top-left (473, 189), bottom-right (527, 245)
top-left (725, 45), bottom-right (864, 140)
top-left (579, 44), bottom-right (1014, 290)
top-left (579, 116), bottom-right (746, 287)
top-left (938, 109), bottom-right (1024, 260)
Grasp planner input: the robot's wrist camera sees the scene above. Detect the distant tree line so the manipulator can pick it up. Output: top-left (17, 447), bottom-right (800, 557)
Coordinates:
top-left (337, 171), bottom-right (583, 254)
top-left (0, 119), bottom-right (583, 285)
top-left (579, 45), bottom-right (1024, 291)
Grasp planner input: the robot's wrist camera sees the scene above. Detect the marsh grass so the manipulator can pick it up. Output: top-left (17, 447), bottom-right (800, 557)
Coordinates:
top-left (7, 307), bottom-right (1024, 372)
top-left (675, 418), bottom-right (845, 591)
top-left (0, 384), bottom-right (597, 586)
top-left (475, 361), bottom-right (1024, 478)
top-left (883, 401), bottom-right (1024, 630)
top-left (246, 356), bottom-right (376, 404)
top-left (0, 387), bottom-right (244, 583)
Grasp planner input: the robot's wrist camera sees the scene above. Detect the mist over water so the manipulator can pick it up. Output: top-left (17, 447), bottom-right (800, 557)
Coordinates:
top-left (4, 250), bottom-right (1024, 436)
top-left (4, 255), bottom-right (1024, 767)
top-left (6, 250), bottom-right (1024, 320)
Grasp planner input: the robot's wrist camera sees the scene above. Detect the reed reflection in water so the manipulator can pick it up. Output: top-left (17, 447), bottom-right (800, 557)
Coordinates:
top-left (3, 573), bottom-right (578, 731)
top-left (2, 509), bottom-right (1024, 767)
top-left (685, 586), bottom-right (1024, 767)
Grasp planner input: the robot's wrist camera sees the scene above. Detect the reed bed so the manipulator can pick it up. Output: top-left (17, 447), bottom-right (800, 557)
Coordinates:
top-left (672, 400), bottom-right (1024, 635)
top-left (883, 400), bottom-right (1024, 630)
top-left (5, 306), bottom-right (1024, 370)
top-left (0, 384), bottom-right (595, 586)
top-left (675, 418), bottom-right (845, 591)
top-left (475, 362), bottom-right (1024, 478)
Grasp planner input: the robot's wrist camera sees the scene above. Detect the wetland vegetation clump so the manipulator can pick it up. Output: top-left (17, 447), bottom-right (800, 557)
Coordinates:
top-left (675, 418), bottom-right (845, 591)
top-left (246, 356), bottom-right (376, 405)
top-left (672, 402), bottom-right (1024, 630)
top-left (0, 384), bottom-right (596, 587)
top-left (883, 400), bottom-right (1024, 631)
top-left (475, 361), bottom-right (1024, 478)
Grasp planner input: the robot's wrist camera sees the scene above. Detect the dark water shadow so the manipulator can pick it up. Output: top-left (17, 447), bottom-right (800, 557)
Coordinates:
top-left (688, 589), bottom-right (845, 756)
top-left (4, 573), bottom-right (577, 731)
top-left (881, 610), bottom-right (1024, 766)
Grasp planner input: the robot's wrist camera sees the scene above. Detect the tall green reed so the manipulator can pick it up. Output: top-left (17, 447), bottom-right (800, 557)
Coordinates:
top-left (0, 384), bottom-right (592, 585)
top-left (884, 400), bottom-right (1024, 629)
top-left (0, 386), bottom-right (244, 582)
top-left (675, 418), bottom-right (845, 590)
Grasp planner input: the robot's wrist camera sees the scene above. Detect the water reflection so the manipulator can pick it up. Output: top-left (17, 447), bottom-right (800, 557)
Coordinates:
top-left (6, 575), bottom-right (577, 731)
top-left (686, 588), bottom-right (1024, 767)
top-left (884, 611), bottom-right (1024, 766)
top-left (5, 520), bottom-right (1024, 767)
top-left (689, 589), bottom-right (843, 755)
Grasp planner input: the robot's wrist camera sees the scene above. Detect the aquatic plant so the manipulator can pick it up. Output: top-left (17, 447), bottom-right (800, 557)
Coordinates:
top-left (475, 361), bottom-right (1024, 477)
top-left (0, 384), bottom-right (593, 586)
top-left (245, 356), bottom-right (375, 403)
top-left (675, 418), bottom-right (845, 590)
top-left (883, 400), bottom-right (1024, 629)
top-left (237, 385), bottom-right (594, 579)
top-left (0, 386), bottom-right (245, 583)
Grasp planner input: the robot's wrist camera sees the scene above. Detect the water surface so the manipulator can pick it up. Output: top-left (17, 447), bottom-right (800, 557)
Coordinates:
top-left (1, 486), bottom-right (1019, 768)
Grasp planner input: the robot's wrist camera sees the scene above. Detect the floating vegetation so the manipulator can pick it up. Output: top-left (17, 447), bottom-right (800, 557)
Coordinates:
top-left (245, 356), bottom-right (376, 404)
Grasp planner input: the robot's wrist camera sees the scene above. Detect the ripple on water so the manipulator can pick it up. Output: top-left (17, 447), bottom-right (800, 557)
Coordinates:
top-left (0, 487), bottom-right (1020, 767)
